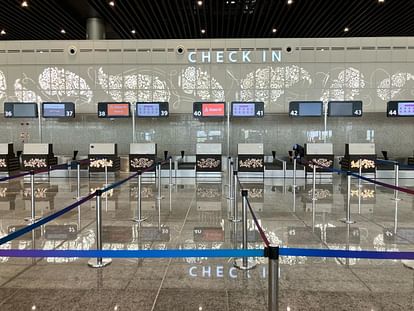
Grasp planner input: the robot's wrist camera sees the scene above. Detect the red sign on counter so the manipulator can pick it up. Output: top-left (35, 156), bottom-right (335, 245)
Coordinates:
top-left (202, 103), bottom-right (225, 117)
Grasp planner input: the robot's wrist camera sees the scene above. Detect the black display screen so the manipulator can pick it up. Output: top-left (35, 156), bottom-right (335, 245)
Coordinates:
top-left (289, 101), bottom-right (323, 117)
top-left (387, 101), bottom-right (414, 117)
top-left (98, 102), bottom-right (131, 118)
top-left (231, 102), bottom-right (264, 117)
top-left (136, 102), bottom-right (169, 117)
top-left (42, 102), bottom-right (75, 118)
top-left (193, 102), bottom-right (226, 118)
top-left (4, 102), bottom-right (38, 118)
top-left (328, 101), bottom-right (362, 117)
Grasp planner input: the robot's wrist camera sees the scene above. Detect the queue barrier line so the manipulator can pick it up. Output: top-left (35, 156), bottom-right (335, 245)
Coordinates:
top-left (0, 192), bottom-right (96, 246)
top-left (1, 247), bottom-right (414, 260)
top-left (0, 158), bottom-right (172, 246)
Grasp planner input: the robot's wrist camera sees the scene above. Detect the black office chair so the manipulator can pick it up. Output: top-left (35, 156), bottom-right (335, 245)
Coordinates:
top-left (381, 150), bottom-right (388, 160)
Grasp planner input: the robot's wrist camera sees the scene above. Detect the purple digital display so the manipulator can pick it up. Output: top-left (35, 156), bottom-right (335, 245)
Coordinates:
top-left (232, 103), bottom-right (255, 116)
top-left (398, 102), bottom-right (414, 116)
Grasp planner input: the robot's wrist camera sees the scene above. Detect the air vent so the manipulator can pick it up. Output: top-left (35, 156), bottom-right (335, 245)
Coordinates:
top-left (137, 48), bottom-right (150, 52)
top-left (36, 49), bottom-right (49, 53)
top-left (241, 47), bottom-right (254, 51)
top-left (346, 47), bottom-right (360, 50)
top-left (316, 47), bottom-right (329, 51)
top-left (108, 48), bottom-right (122, 52)
top-left (80, 49), bottom-right (92, 52)
top-left (226, 48), bottom-right (240, 51)
top-left (196, 48), bottom-right (209, 51)
top-left (123, 48), bottom-right (136, 52)
top-left (408, 46), bottom-right (414, 49)
top-left (271, 47), bottom-right (283, 51)
top-left (331, 47), bottom-right (345, 50)
top-left (22, 49), bottom-right (35, 53)
top-left (361, 46), bottom-right (375, 50)
top-left (377, 46), bottom-right (391, 50)
top-left (0, 50), bottom-right (5, 53)
top-left (50, 49), bottom-right (64, 53)
top-left (7, 50), bottom-right (20, 53)
top-left (256, 48), bottom-right (269, 51)
top-left (301, 47), bottom-right (314, 51)
top-left (167, 48), bottom-right (174, 52)
top-left (94, 48), bottom-right (107, 52)
top-left (152, 48), bottom-right (165, 52)
top-left (212, 48), bottom-right (225, 51)
top-left (187, 48), bottom-right (196, 52)
top-left (392, 46), bottom-right (406, 50)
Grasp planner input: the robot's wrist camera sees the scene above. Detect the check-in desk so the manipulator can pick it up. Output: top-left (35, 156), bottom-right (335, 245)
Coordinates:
top-left (237, 143), bottom-right (264, 177)
top-left (129, 143), bottom-right (156, 173)
top-left (176, 150), bottom-right (196, 178)
top-left (0, 144), bottom-right (20, 173)
top-left (304, 143), bottom-right (334, 175)
top-left (196, 143), bottom-right (222, 178)
top-left (22, 143), bottom-right (57, 170)
top-left (340, 143), bottom-right (376, 173)
top-left (88, 143), bottom-right (120, 173)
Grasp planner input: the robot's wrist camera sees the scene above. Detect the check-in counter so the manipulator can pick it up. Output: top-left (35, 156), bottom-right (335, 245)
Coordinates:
top-left (196, 143), bottom-right (222, 172)
top-left (88, 143), bottom-right (120, 173)
top-left (22, 143), bottom-right (57, 170)
top-left (0, 143), bottom-right (20, 172)
top-left (129, 143), bottom-right (156, 172)
top-left (341, 143), bottom-right (376, 173)
top-left (304, 143), bottom-right (334, 172)
top-left (237, 143), bottom-right (264, 173)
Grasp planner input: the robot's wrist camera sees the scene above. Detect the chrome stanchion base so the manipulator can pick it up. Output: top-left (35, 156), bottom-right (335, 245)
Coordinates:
top-left (131, 217), bottom-right (148, 223)
top-left (339, 218), bottom-right (356, 224)
top-left (88, 258), bottom-right (112, 268)
top-left (156, 196), bottom-right (164, 200)
top-left (391, 197), bottom-right (402, 201)
top-left (402, 260), bottom-right (414, 270)
top-left (311, 198), bottom-right (317, 201)
top-left (24, 216), bottom-right (42, 222)
top-left (234, 258), bottom-right (257, 270)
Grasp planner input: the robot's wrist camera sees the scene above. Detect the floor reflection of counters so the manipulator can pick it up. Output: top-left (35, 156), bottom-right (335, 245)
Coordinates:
top-left (22, 182), bottom-right (58, 211)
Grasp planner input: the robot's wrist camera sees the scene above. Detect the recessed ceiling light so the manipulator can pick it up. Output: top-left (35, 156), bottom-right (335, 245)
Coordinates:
top-left (287, 0), bottom-right (293, 4)
top-left (131, 29), bottom-right (136, 34)
top-left (272, 28), bottom-right (277, 33)
top-left (0, 30), bottom-right (6, 35)
top-left (21, 1), bottom-right (28, 7)
top-left (201, 29), bottom-right (206, 34)
top-left (197, 0), bottom-right (203, 6)
top-left (344, 27), bottom-right (349, 32)
top-left (230, 0), bottom-right (236, 4)
top-left (109, 1), bottom-right (115, 6)
top-left (378, 0), bottom-right (384, 2)
top-left (60, 29), bottom-right (66, 34)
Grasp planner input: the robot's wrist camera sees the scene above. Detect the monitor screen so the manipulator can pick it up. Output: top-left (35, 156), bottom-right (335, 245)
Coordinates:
top-left (42, 103), bottom-right (65, 117)
top-left (232, 103), bottom-right (255, 117)
top-left (137, 103), bottom-right (160, 117)
top-left (107, 103), bottom-right (130, 117)
top-left (11, 103), bottom-right (38, 118)
top-left (202, 103), bottom-right (225, 117)
top-left (398, 102), bottom-right (414, 116)
top-left (329, 102), bottom-right (354, 116)
top-left (298, 102), bottom-right (322, 116)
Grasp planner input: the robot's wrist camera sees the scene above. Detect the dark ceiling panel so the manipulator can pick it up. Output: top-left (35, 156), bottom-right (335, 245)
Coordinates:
top-left (0, 0), bottom-right (412, 40)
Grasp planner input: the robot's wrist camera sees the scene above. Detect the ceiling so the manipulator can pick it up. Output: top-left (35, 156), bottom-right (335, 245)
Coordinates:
top-left (1, 0), bottom-right (414, 40)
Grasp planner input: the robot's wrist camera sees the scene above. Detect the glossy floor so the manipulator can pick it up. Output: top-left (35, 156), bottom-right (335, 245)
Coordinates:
top-left (0, 173), bottom-right (413, 310)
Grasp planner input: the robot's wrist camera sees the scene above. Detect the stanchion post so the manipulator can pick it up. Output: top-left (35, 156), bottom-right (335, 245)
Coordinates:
top-left (132, 172), bottom-right (147, 223)
top-left (156, 162), bottom-right (162, 200)
top-left (234, 190), bottom-right (256, 270)
top-left (282, 161), bottom-right (286, 179)
top-left (358, 158), bottom-right (362, 188)
top-left (227, 157), bottom-right (232, 186)
top-left (229, 171), bottom-right (241, 222)
top-left (312, 164), bottom-right (317, 201)
top-left (267, 245), bottom-right (279, 311)
top-left (340, 172), bottom-right (356, 224)
top-left (293, 158), bottom-right (297, 187)
top-left (88, 189), bottom-right (112, 268)
top-left (228, 161), bottom-right (234, 199)
top-left (77, 162), bottom-right (81, 199)
top-left (169, 157), bottom-right (173, 185)
top-left (393, 162), bottom-right (401, 201)
top-left (104, 164), bottom-right (108, 186)
top-left (25, 171), bottom-right (40, 222)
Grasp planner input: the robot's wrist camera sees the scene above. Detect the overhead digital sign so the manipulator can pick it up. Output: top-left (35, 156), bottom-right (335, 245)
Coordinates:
top-left (136, 102), bottom-right (169, 118)
top-left (289, 101), bottom-right (323, 117)
top-left (98, 102), bottom-right (131, 118)
top-left (42, 102), bottom-right (75, 118)
top-left (231, 102), bottom-right (264, 117)
top-left (4, 102), bottom-right (38, 118)
top-left (387, 101), bottom-right (414, 117)
top-left (328, 101), bottom-right (362, 117)
top-left (193, 102), bottom-right (226, 118)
